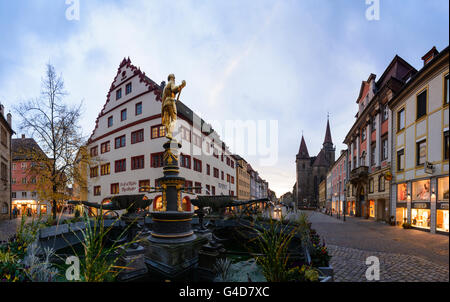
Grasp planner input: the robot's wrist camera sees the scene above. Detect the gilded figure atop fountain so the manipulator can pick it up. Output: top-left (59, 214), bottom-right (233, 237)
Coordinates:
top-left (161, 74), bottom-right (186, 139)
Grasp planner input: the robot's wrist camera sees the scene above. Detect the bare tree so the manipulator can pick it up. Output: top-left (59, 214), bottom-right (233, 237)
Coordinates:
top-left (14, 64), bottom-right (85, 219)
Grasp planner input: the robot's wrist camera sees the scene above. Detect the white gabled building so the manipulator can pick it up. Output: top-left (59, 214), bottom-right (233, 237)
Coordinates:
top-left (86, 58), bottom-right (237, 211)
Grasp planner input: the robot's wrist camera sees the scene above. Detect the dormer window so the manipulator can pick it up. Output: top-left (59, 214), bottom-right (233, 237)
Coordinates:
top-left (116, 88), bottom-right (122, 100)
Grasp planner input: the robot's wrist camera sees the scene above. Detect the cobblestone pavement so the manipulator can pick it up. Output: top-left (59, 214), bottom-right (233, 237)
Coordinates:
top-left (303, 210), bottom-right (449, 282)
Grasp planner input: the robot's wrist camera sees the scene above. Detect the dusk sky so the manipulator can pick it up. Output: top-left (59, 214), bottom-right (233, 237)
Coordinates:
top-left (0, 0), bottom-right (448, 197)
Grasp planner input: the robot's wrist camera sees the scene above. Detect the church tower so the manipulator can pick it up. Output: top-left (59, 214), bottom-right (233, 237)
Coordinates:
top-left (296, 135), bottom-right (312, 207)
top-left (322, 117), bottom-right (335, 164)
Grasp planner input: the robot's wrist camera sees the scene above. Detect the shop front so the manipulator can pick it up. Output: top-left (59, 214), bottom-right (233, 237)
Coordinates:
top-left (411, 202), bottom-right (431, 230)
top-left (12, 200), bottom-right (49, 217)
top-left (395, 183), bottom-right (408, 226)
top-left (369, 200), bottom-right (375, 218)
top-left (436, 176), bottom-right (449, 233)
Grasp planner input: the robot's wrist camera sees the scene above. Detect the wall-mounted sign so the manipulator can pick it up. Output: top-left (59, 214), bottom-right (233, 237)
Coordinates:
top-left (425, 162), bottom-right (434, 174)
top-left (437, 202), bottom-right (449, 210)
top-left (385, 171), bottom-right (393, 181)
top-left (396, 202), bottom-right (407, 208)
top-left (412, 202), bottom-right (430, 209)
top-left (120, 181), bottom-right (137, 193)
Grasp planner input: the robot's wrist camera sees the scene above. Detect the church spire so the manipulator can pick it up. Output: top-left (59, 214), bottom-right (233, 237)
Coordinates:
top-left (323, 115), bottom-right (333, 146)
top-left (297, 135), bottom-right (310, 159)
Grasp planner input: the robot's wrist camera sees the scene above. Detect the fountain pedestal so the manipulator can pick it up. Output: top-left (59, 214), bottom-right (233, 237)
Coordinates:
top-left (144, 138), bottom-right (202, 278)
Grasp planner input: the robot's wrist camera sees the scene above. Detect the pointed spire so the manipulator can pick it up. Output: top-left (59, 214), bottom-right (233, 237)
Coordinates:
top-left (323, 116), bottom-right (333, 146)
top-left (297, 135), bottom-right (310, 159)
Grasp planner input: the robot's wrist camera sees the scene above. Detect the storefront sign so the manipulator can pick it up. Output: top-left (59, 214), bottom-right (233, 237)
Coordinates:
top-left (412, 202), bottom-right (430, 209)
top-left (437, 202), bottom-right (449, 210)
top-left (396, 202), bottom-right (407, 208)
top-left (120, 181), bottom-right (137, 193)
top-left (425, 162), bottom-right (433, 174)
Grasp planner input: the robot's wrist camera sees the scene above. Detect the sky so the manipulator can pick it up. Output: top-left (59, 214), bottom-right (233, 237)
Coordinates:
top-left (0, 0), bottom-right (448, 197)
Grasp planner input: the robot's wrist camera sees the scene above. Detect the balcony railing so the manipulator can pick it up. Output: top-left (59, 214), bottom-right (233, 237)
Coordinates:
top-left (349, 166), bottom-right (369, 183)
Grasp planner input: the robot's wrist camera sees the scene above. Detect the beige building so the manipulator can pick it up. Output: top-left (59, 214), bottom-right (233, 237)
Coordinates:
top-left (233, 155), bottom-right (251, 200)
top-left (0, 105), bottom-right (13, 220)
top-left (389, 46), bottom-right (449, 234)
top-left (318, 179), bottom-right (326, 210)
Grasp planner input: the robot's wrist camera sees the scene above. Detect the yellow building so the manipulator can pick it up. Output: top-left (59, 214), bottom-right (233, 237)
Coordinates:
top-left (389, 46), bottom-right (449, 234)
top-left (233, 155), bottom-right (251, 201)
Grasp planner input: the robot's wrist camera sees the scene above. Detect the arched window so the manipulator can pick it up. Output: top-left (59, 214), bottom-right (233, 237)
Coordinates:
top-left (153, 195), bottom-right (163, 211)
top-left (1, 202), bottom-right (8, 214)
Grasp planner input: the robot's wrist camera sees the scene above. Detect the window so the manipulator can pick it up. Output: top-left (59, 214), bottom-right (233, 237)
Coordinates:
top-left (412, 179), bottom-right (430, 201)
top-left (1, 127), bottom-right (7, 146)
top-left (213, 168), bottom-right (219, 178)
top-left (221, 171), bottom-right (224, 180)
top-left (444, 131), bottom-right (449, 161)
top-left (115, 159), bottom-right (126, 173)
top-left (101, 141), bottom-right (110, 154)
top-left (181, 126), bottom-right (191, 142)
top-left (12, 192), bottom-right (16, 198)
top-left (12, 163), bottom-right (16, 170)
top-left (211, 186), bottom-right (216, 195)
top-left (94, 186), bottom-right (101, 196)
top-left (416, 140), bottom-right (426, 166)
top-left (379, 175), bottom-right (385, 192)
top-left (185, 181), bottom-right (193, 193)
top-left (193, 158), bottom-right (202, 172)
top-left (445, 74), bottom-right (449, 105)
top-left (31, 191), bottom-right (37, 197)
top-left (121, 109), bottom-right (127, 121)
top-left (115, 135), bottom-right (126, 149)
top-left (131, 155), bottom-right (145, 170)
top-left (180, 154), bottom-right (191, 169)
top-left (151, 153), bottom-right (164, 168)
top-left (90, 166), bottom-right (99, 178)
top-left (369, 178), bottom-right (374, 193)
top-left (151, 125), bottom-right (166, 139)
top-left (231, 176), bottom-right (235, 184)
top-left (135, 102), bottom-right (142, 115)
top-left (0, 163), bottom-right (7, 180)
top-left (438, 176), bottom-right (449, 201)
top-left (416, 89), bottom-right (427, 120)
top-left (108, 116), bottom-right (113, 128)
top-left (139, 180), bottom-right (150, 192)
top-left (361, 127), bottom-right (366, 141)
top-left (193, 134), bottom-right (202, 148)
top-left (111, 183), bottom-right (119, 195)
top-left (101, 163), bottom-right (110, 176)
top-left (22, 192), bottom-right (27, 198)
top-left (397, 108), bottom-right (405, 132)
top-left (126, 82), bottom-right (132, 95)
top-left (370, 144), bottom-right (376, 166)
top-left (195, 182), bottom-right (201, 194)
top-left (381, 138), bottom-right (388, 161)
top-left (21, 162), bottom-right (27, 170)
top-left (227, 174), bottom-right (230, 182)
top-left (206, 185), bottom-right (210, 195)
top-left (382, 105), bottom-right (389, 122)
top-left (206, 164), bottom-right (210, 175)
top-left (226, 157), bottom-right (230, 166)
top-left (90, 146), bottom-right (98, 157)
top-left (397, 149), bottom-right (404, 171)
top-left (116, 89), bottom-right (122, 100)
top-left (231, 160), bottom-right (234, 169)
top-left (371, 115), bottom-right (377, 131)
top-left (131, 129), bottom-right (144, 144)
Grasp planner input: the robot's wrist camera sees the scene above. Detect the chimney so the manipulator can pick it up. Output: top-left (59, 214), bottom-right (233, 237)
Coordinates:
top-left (421, 46), bottom-right (439, 66)
top-left (7, 113), bottom-right (12, 127)
top-left (21, 134), bottom-right (25, 139)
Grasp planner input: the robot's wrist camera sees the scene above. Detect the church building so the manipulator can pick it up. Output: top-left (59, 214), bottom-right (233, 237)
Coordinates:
top-left (294, 119), bottom-right (335, 208)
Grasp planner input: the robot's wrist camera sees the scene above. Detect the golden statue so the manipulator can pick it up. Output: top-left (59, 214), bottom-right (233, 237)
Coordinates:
top-left (161, 74), bottom-right (186, 139)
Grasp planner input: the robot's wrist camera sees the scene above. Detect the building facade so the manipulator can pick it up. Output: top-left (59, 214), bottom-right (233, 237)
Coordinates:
top-left (11, 135), bottom-right (51, 216)
top-left (0, 105), bottom-right (13, 220)
top-left (389, 46), bottom-right (449, 234)
top-left (86, 58), bottom-right (237, 210)
top-left (233, 155), bottom-right (250, 200)
top-left (344, 55), bottom-right (417, 222)
top-left (318, 179), bottom-right (326, 210)
top-left (294, 119), bottom-right (335, 208)
top-left (330, 150), bottom-right (347, 215)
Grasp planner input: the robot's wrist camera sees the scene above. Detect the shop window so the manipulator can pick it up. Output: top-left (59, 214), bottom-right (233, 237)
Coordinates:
top-left (436, 209), bottom-right (449, 233)
top-left (369, 201), bottom-right (375, 218)
top-left (411, 209), bottom-right (430, 229)
top-left (412, 179), bottom-right (430, 201)
top-left (416, 89), bottom-right (427, 120)
top-left (397, 183), bottom-right (407, 201)
top-left (416, 140), bottom-right (426, 166)
top-left (438, 177), bottom-right (449, 201)
top-left (396, 207), bottom-right (408, 225)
